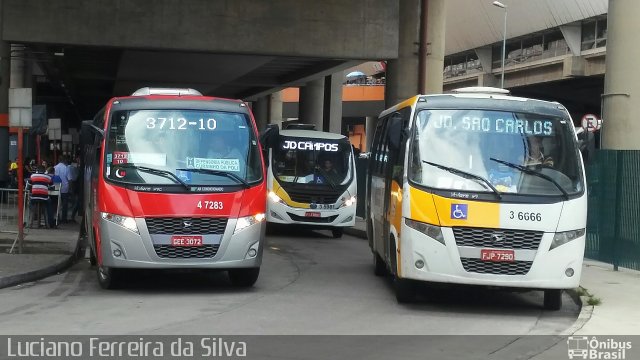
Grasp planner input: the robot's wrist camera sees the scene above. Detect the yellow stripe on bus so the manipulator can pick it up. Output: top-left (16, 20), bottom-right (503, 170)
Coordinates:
top-left (273, 180), bottom-right (311, 209)
top-left (432, 195), bottom-right (500, 228)
top-left (409, 186), bottom-right (440, 225)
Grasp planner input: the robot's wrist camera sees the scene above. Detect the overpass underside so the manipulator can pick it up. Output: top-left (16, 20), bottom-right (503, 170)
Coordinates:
top-left (3, 0), bottom-right (398, 119)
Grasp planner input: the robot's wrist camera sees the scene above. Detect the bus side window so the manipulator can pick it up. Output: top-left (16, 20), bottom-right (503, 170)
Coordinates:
top-left (371, 117), bottom-right (387, 176)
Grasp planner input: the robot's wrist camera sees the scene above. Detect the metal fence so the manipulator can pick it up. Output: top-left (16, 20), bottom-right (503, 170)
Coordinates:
top-left (586, 150), bottom-right (640, 270)
top-left (0, 188), bottom-right (19, 234)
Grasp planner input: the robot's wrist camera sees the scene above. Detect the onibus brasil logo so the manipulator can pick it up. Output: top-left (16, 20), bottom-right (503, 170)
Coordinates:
top-left (567, 336), bottom-right (632, 359)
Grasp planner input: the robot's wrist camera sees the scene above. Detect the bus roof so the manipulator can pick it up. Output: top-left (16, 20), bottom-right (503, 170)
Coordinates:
top-left (380, 90), bottom-right (568, 119)
top-left (279, 129), bottom-right (348, 140)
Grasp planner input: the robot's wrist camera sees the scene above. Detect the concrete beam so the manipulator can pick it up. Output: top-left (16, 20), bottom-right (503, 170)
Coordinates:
top-left (559, 23), bottom-right (582, 57)
top-left (3, 0), bottom-right (399, 60)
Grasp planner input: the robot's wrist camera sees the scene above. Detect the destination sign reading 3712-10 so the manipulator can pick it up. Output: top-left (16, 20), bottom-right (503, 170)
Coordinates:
top-left (431, 115), bottom-right (554, 135)
top-left (145, 117), bottom-right (217, 130)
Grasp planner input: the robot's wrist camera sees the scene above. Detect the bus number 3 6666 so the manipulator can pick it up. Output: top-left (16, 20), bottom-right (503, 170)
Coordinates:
top-left (197, 201), bottom-right (224, 210)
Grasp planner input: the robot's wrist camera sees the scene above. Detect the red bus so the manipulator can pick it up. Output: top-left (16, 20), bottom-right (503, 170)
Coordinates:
top-left (80, 88), bottom-right (266, 289)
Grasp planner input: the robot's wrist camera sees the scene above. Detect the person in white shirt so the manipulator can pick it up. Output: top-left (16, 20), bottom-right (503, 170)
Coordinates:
top-left (54, 156), bottom-right (70, 223)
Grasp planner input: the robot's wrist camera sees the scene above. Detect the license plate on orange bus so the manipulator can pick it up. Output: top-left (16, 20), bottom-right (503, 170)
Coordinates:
top-left (480, 249), bottom-right (515, 262)
top-left (171, 236), bottom-right (203, 247)
top-left (305, 212), bottom-right (321, 218)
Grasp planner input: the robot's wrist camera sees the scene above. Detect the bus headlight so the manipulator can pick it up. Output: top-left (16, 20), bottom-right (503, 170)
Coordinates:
top-left (405, 218), bottom-right (444, 245)
top-left (550, 228), bottom-right (585, 250)
top-left (340, 196), bottom-right (356, 208)
top-left (234, 213), bottom-right (266, 234)
top-left (268, 191), bottom-right (285, 205)
top-left (100, 212), bottom-right (139, 234)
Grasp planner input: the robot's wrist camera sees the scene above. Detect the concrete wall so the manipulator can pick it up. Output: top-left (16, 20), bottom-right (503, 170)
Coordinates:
top-left (3, 0), bottom-right (398, 60)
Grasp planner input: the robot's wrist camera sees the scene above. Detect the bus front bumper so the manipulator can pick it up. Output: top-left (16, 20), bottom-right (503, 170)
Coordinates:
top-left (267, 200), bottom-right (356, 227)
top-left (98, 217), bottom-right (265, 269)
top-left (399, 225), bottom-right (585, 290)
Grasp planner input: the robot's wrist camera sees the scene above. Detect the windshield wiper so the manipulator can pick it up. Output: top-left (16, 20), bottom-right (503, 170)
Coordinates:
top-left (489, 158), bottom-right (569, 200)
top-left (176, 168), bottom-right (249, 188)
top-left (116, 164), bottom-right (189, 190)
top-left (422, 160), bottom-right (501, 200)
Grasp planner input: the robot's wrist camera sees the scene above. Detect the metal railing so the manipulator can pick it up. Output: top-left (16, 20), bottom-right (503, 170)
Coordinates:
top-left (586, 150), bottom-right (640, 271)
top-left (0, 188), bottom-right (19, 235)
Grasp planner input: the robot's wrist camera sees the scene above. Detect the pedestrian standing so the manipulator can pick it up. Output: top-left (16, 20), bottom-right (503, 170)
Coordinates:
top-left (54, 155), bottom-right (70, 223)
top-left (27, 165), bottom-right (53, 228)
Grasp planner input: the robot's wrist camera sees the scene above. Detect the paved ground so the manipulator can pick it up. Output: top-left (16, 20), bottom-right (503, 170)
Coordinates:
top-left (0, 228), bottom-right (579, 337)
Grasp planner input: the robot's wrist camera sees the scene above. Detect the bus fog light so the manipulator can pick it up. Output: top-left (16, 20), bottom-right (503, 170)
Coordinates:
top-left (565, 268), bottom-right (574, 277)
top-left (113, 249), bottom-right (122, 257)
top-left (245, 241), bottom-right (260, 259)
top-left (415, 260), bottom-right (425, 269)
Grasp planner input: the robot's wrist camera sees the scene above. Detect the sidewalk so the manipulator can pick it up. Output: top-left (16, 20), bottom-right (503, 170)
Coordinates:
top-left (0, 222), bottom-right (81, 289)
top-left (345, 217), bottom-right (640, 335)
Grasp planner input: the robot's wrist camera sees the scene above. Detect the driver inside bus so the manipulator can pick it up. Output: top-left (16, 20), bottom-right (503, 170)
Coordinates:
top-left (207, 133), bottom-right (243, 159)
top-left (525, 135), bottom-right (554, 167)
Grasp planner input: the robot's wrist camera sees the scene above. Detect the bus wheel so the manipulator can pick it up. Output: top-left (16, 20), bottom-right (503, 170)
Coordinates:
top-left (543, 289), bottom-right (563, 310)
top-left (331, 228), bottom-right (344, 238)
top-left (97, 265), bottom-right (121, 290)
top-left (89, 247), bottom-right (97, 266)
top-left (228, 268), bottom-right (260, 287)
top-left (374, 253), bottom-right (387, 276)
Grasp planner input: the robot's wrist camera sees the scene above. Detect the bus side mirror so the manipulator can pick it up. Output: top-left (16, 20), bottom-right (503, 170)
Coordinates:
top-left (260, 124), bottom-right (279, 148)
top-left (81, 120), bottom-right (104, 146)
top-left (577, 129), bottom-right (595, 165)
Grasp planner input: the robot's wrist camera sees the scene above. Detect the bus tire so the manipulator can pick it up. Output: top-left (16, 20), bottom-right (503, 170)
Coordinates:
top-left (89, 246), bottom-right (97, 266)
top-left (97, 265), bottom-right (122, 290)
top-left (228, 267), bottom-right (260, 287)
top-left (331, 228), bottom-right (344, 238)
top-left (374, 253), bottom-right (387, 276)
top-left (543, 289), bottom-right (562, 310)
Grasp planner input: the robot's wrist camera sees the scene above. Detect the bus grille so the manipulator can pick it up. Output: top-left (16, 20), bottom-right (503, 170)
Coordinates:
top-left (145, 217), bottom-right (228, 235)
top-left (460, 258), bottom-right (532, 275)
top-left (285, 188), bottom-right (342, 204)
top-left (453, 227), bottom-right (543, 250)
top-left (287, 213), bottom-right (338, 223)
top-left (154, 244), bottom-right (220, 258)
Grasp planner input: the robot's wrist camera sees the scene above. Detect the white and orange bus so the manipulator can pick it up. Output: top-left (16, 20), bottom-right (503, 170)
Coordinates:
top-left (366, 87), bottom-right (587, 309)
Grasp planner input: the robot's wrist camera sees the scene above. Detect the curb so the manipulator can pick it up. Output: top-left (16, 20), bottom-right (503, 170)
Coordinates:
top-left (0, 233), bottom-right (81, 290)
top-left (562, 293), bottom-right (594, 335)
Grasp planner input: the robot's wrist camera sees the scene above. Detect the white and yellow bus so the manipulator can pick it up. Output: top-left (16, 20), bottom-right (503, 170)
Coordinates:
top-left (262, 125), bottom-right (357, 238)
top-left (366, 87), bottom-right (587, 309)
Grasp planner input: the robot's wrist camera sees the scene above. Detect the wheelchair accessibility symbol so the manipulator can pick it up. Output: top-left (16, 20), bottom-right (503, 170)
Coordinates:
top-left (450, 204), bottom-right (468, 220)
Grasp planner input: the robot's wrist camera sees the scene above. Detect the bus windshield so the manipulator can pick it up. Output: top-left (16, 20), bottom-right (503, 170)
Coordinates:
top-left (105, 109), bottom-right (262, 187)
top-left (272, 136), bottom-right (353, 187)
top-left (409, 109), bottom-right (584, 197)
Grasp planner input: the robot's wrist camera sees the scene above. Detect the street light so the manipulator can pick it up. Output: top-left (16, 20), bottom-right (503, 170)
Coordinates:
top-left (492, 1), bottom-right (507, 89)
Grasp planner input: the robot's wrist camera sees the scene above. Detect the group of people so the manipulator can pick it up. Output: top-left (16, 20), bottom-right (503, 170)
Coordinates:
top-left (26, 155), bottom-right (81, 229)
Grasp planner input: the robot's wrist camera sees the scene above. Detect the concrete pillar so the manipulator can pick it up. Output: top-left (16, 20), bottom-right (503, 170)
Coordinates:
top-left (324, 73), bottom-right (343, 134)
top-left (601, 0), bottom-right (640, 150)
top-left (10, 44), bottom-right (25, 88)
top-left (421, 0), bottom-right (446, 94)
top-left (0, 38), bottom-right (9, 184)
top-left (365, 116), bottom-right (377, 152)
top-left (253, 96), bottom-right (269, 133)
top-left (385, 0), bottom-right (420, 108)
top-left (298, 78), bottom-right (324, 131)
top-left (269, 91), bottom-right (283, 129)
